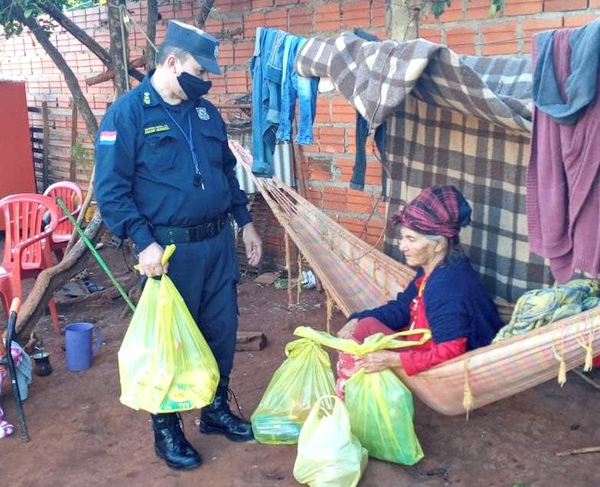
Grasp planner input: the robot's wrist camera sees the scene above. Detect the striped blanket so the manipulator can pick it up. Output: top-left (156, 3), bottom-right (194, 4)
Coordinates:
top-left (296, 33), bottom-right (553, 302)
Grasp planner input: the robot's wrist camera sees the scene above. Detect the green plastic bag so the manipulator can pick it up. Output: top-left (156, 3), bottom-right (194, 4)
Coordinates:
top-left (118, 245), bottom-right (220, 414)
top-left (345, 368), bottom-right (424, 465)
top-left (251, 338), bottom-right (335, 444)
top-left (294, 396), bottom-right (368, 487)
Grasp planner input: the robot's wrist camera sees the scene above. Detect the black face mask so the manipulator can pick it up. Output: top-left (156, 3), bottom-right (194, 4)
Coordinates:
top-left (177, 72), bottom-right (212, 100)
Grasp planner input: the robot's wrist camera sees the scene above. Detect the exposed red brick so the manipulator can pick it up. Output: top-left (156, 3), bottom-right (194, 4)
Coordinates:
top-left (252, 0), bottom-right (273, 8)
top-left (315, 3), bottom-right (342, 32)
top-left (544, 0), bottom-right (588, 12)
top-left (244, 12), bottom-right (266, 38)
top-left (225, 69), bottom-right (249, 94)
top-left (315, 98), bottom-right (331, 124)
top-left (274, 0), bottom-right (298, 6)
top-left (373, 0), bottom-right (386, 27)
top-left (233, 40), bottom-right (255, 65)
top-left (436, 0), bottom-right (463, 23)
top-left (419, 28), bottom-right (443, 44)
top-left (319, 126), bottom-right (346, 152)
top-left (563, 14), bottom-right (599, 28)
top-left (343, 1), bottom-right (372, 29)
top-left (288, 6), bottom-right (313, 36)
top-left (504, 0), bottom-right (543, 16)
top-left (445, 27), bottom-right (477, 55)
top-left (522, 16), bottom-right (564, 35)
top-left (464, 0), bottom-right (493, 21)
top-left (481, 21), bottom-right (519, 56)
top-left (218, 42), bottom-right (235, 65)
top-left (331, 97), bottom-right (357, 123)
top-left (265, 9), bottom-right (288, 30)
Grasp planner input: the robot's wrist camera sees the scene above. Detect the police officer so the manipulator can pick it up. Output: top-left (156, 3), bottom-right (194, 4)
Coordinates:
top-left (94, 20), bottom-right (262, 470)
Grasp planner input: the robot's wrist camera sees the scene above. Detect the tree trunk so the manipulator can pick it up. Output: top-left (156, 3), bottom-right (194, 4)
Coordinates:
top-left (197, 0), bottom-right (216, 29)
top-left (39, 0), bottom-right (144, 82)
top-left (16, 215), bottom-right (105, 341)
top-left (145, 0), bottom-right (158, 71)
top-left (108, 0), bottom-right (129, 97)
top-left (20, 15), bottom-right (98, 139)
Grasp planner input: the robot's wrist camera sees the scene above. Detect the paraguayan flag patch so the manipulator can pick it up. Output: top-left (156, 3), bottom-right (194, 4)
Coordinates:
top-left (99, 131), bottom-right (117, 145)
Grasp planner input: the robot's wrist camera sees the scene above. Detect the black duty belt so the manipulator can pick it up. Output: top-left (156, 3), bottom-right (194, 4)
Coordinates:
top-left (153, 214), bottom-right (229, 245)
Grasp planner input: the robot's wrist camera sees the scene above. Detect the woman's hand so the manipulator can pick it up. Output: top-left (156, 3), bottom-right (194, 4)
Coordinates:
top-left (355, 350), bottom-right (402, 374)
top-left (337, 318), bottom-right (359, 339)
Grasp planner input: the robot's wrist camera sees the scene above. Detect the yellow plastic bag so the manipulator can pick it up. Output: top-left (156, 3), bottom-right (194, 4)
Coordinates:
top-left (118, 245), bottom-right (220, 414)
top-left (293, 326), bottom-right (427, 465)
top-left (346, 368), bottom-right (424, 465)
top-left (293, 395), bottom-right (368, 487)
top-left (251, 338), bottom-right (335, 444)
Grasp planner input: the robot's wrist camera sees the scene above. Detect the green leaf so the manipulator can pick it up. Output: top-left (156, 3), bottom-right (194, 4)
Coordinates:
top-left (488, 3), bottom-right (497, 17)
top-left (23, 9), bottom-right (33, 18)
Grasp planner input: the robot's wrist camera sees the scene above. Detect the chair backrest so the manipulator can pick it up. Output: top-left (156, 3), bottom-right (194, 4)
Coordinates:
top-left (0, 193), bottom-right (60, 271)
top-left (43, 181), bottom-right (83, 237)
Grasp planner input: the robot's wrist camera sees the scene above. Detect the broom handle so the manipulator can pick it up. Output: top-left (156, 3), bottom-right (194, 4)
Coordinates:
top-left (56, 198), bottom-right (136, 313)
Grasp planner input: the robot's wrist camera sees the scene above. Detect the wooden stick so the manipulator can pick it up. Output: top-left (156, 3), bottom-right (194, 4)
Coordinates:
top-left (556, 446), bottom-right (600, 457)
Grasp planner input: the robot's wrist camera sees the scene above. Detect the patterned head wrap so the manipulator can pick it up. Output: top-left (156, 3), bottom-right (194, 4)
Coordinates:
top-left (392, 185), bottom-right (472, 238)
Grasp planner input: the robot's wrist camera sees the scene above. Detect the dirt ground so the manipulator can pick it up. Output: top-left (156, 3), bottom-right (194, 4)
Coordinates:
top-left (1, 243), bottom-right (599, 487)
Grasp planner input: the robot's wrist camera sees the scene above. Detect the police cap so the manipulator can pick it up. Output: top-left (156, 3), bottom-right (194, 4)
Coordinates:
top-left (164, 20), bottom-right (221, 75)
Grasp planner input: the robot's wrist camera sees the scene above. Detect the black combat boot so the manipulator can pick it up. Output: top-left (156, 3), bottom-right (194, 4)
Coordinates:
top-left (151, 413), bottom-right (202, 470)
top-left (199, 377), bottom-right (254, 442)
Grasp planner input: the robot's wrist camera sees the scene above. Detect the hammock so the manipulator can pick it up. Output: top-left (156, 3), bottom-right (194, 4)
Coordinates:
top-left (229, 140), bottom-right (600, 416)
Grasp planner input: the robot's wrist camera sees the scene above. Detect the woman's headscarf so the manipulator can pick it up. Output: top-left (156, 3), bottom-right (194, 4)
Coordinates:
top-left (392, 185), bottom-right (472, 238)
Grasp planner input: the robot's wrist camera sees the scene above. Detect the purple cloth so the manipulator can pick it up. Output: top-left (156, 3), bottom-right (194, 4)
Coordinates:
top-left (393, 185), bottom-right (472, 238)
top-left (527, 29), bottom-right (600, 283)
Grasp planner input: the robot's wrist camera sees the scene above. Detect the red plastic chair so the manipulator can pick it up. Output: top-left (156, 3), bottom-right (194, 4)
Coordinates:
top-left (0, 194), bottom-right (61, 334)
top-left (43, 181), bottom-right (83, 261)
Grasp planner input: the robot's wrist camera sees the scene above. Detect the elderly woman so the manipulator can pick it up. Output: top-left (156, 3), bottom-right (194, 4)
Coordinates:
top-left (337, 185), bottom-right (503, 381)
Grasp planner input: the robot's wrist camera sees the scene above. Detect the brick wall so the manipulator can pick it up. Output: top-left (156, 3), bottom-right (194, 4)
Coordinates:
top-left (419, 0), bottom-right (600, 55)
top-left (1, 0), bottom-right (599, 266)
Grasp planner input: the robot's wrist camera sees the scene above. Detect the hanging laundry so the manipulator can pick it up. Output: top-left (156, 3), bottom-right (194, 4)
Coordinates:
top-left (528, 22), bottom-right (600, 283)
top-left (533, 18), bottom-right (600, 125)
top-left (351, 29), bottom-right (388, 200)
top-left (250, 28), bottom-right (318, 177)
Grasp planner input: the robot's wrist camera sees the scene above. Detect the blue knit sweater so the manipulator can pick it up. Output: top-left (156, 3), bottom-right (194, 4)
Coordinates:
top-left (349, 258), bottom-right (503, 350)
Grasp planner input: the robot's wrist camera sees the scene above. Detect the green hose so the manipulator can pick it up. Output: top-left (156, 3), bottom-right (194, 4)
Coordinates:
top-left (56, 197), bottom-right (137, 312)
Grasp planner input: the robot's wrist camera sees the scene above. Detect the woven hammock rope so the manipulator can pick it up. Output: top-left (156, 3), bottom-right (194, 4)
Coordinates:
top-left (229, 140), bottom-right (600, 416)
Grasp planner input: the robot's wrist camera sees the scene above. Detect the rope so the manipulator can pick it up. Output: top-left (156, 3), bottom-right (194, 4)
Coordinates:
top-left (551, 335), bottom-right (568, 387)
top-left (285, 232), bottom-right (292, 309)
top-left (575, 315), bottom-right (596, 372)
top-left (326, 290), bottom-right (334, 335)
top-left (462, 357), bottom-right (473, 420)
top-left (296, 252), bottom-right (302, 305)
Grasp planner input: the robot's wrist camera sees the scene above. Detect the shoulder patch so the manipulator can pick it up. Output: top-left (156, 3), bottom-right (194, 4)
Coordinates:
top-left (99, 131), bottom-right (117, 145)
top-left (196, 107), bottom-right (210, 121)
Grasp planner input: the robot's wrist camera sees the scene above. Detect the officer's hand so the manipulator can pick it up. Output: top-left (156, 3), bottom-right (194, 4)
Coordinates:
top-left (242, 222), bottom-right (262, 267)
top-left (138, 242), bottom-right (168, 277)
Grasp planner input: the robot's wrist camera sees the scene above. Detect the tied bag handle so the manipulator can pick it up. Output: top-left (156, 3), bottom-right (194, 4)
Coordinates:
top-left (293, 326), bottom-right (431, 356)
top-left (284, 338), bottom-right (331, 367)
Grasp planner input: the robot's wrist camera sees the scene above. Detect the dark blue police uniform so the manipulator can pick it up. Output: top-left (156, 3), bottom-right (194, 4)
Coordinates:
top-left (94, 73), bottom-right (252, 377)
